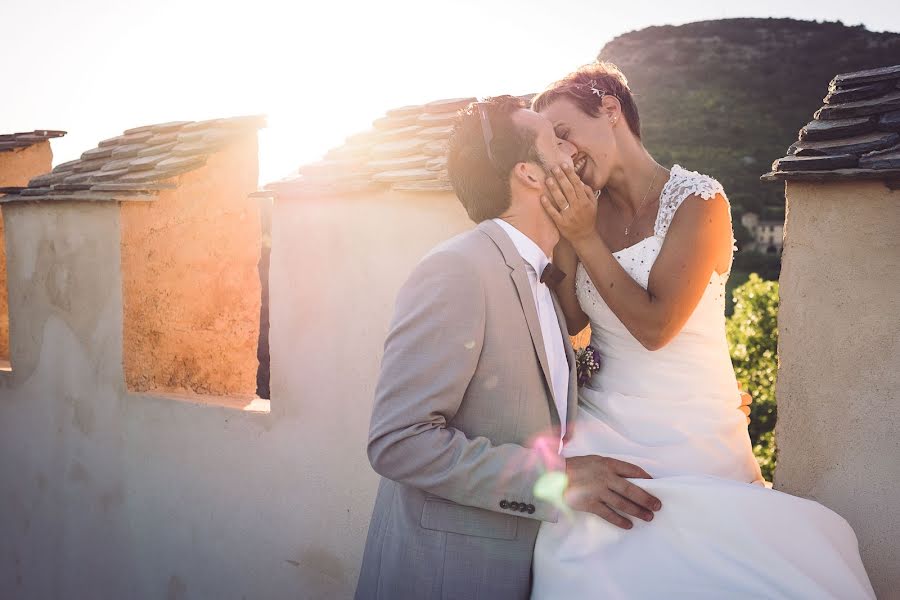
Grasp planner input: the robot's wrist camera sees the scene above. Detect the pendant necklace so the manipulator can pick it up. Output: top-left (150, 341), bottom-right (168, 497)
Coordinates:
top-left (624, 165), bottom-right (661, 236)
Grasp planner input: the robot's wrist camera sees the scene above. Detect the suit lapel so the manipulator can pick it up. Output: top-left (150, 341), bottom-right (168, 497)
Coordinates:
top-left (479, 220), bottom-right (560, 427)
top-left (550, 290), bottom-right (579, 438)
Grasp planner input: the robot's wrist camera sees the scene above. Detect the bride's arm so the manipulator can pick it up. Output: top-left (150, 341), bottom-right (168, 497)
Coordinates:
top-left (551, 237), bottom-right (589, 336)
top-left (542, 163), bottom-right (731, 351)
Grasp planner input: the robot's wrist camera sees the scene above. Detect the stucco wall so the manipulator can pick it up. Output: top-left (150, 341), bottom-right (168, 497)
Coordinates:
top-left (268, 190), bottom-right (473, 597)
top-left (0, 188), bottom-right (473, 599)
top-left (0, 142), bottom-right (54, 364)
top-left (119, 139), bottom-right (261, 398)
top-left (0, 143), bottom-right (52, 188)
top-left (774, 179), bottom-right (900, 598)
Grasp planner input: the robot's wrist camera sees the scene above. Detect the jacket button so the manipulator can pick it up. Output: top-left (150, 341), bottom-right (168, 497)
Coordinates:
top-left (510, 502), bottom-right (521, 511)
top-left (526, 504), bottom-right (535, 514)
top-left (499, 500), bottom-right (509, 509)
top-left (519, 504), bottom-right (528, 512)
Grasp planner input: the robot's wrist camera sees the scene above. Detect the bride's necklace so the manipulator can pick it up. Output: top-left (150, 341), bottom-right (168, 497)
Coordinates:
top-left (624, 165), bottom-right (661, 237)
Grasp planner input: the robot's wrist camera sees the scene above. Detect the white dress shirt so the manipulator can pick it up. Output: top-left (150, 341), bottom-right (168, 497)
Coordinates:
top-left (493, 218), bottom-right (569, 438)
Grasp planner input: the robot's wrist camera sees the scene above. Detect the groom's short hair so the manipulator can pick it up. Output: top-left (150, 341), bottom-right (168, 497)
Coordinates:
top-left (446, 96), bottom-right (540, 223)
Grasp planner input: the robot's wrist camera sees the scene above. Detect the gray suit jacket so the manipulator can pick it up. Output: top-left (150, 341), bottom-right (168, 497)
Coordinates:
top-left (355, 220), bottom-right (578, 600)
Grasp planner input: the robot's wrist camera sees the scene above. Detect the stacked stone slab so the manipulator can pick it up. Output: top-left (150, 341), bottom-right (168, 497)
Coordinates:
top-left (266, 94), bottom-right (536, 198)
top-left (763, 64), bottom-right (900, 181)
top-left (0, 130), bottom-right (66, 153)
top-left (0, 116), bottom-right (266, 202)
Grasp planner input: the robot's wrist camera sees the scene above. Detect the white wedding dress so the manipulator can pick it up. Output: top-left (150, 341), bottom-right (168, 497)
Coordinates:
top-left (532, 165), bottom-right (874, 599)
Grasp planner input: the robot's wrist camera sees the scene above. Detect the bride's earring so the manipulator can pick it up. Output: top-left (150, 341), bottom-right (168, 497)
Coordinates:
top-left (594, 189), bottom-right (601, 200)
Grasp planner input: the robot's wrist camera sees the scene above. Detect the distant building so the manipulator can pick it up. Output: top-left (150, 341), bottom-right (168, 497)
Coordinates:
top-left (740, 211), bottom-right (784, 253)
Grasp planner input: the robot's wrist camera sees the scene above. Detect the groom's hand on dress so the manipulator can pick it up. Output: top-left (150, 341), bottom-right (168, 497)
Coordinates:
top-left (738, 381), bottom-right (752, 425)
top-left (564, 456), bottom-right (661, 530)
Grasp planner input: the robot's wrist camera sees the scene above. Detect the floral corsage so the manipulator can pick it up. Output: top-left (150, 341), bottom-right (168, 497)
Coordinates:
top-left (575, 345), bottom-right (602, 387)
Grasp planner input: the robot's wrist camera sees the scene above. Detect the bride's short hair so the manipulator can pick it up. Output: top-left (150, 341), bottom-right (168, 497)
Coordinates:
top-left (532, 62), bottom-right (642, 140)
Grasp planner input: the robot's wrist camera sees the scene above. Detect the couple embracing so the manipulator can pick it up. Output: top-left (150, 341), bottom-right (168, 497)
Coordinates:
top-left (355, 63), bottom-right (874, 599)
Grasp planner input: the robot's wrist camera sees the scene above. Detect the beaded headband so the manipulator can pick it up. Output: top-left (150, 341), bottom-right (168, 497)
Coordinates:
top-left (587, 80), bottom-right (619, 102)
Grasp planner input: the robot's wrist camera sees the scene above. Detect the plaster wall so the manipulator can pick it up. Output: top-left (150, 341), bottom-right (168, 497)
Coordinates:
top-left (120, 139), bottom-right (261, 398)
top-left (0, 188), bottom-right (473, 599)
top-left (0, 143), bottom-right (52, 188)
top-left (0, 142), bottom-right (54, 363)
top-left (267, 190), bottom-right (473, 597)
top-left (774, 180), bottom-right (900, 599)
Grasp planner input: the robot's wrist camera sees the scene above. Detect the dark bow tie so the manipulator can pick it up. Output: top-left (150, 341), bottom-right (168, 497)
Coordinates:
top-left (540, 262), bottom-right (566, 287)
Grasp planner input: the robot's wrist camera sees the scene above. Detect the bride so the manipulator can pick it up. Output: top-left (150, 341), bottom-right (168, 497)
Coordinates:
top-left (529, 62), bottom-right (874, 598)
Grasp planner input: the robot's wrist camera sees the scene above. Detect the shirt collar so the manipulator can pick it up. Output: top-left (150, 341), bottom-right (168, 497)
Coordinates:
top-left (492, 218), bottom-right (551, 278)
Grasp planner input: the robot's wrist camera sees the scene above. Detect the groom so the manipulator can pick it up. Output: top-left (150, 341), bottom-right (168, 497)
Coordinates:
top-left (355, 96), bottom-right (663, 600)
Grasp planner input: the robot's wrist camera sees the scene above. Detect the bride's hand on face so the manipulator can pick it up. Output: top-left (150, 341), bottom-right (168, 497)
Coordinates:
top-left (541, 163), bottom-right (599, 246)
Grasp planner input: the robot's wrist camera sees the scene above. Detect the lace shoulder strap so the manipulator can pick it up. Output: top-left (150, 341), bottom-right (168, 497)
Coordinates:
top-left (654, 164), bottom-right (726, 238)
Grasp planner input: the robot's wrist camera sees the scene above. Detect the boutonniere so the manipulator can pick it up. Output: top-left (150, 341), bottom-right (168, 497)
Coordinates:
top-left (575, 345), bottom-right (601, 387)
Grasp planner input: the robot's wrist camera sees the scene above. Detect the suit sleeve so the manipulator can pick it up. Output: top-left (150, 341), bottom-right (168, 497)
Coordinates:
top-left (367, 249), bottom-right (560, 522)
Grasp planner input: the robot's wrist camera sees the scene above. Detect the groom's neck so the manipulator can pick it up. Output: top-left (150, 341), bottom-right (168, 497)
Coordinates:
top-left (499, 198), bottom-right (559, 258)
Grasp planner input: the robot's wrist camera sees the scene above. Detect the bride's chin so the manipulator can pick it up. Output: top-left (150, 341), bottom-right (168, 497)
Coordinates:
top-left (581, 166), bottom-right (600, 191)
top-left (584, 175), bottom-right (601, 192)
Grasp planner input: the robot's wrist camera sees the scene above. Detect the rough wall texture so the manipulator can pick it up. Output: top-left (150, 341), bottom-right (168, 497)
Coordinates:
top-left (0, 189), bottom-right (473, 599)
top-left (268, 191), bottom-right (473, 596)
top-left (775, 180), bottom-right (900, 599)
top-left (0, 143), bottom-right (52, 187)
top-left (119, 139), bottom-right (261, 398)
top-left (0, 142), bottom-right (54, 364)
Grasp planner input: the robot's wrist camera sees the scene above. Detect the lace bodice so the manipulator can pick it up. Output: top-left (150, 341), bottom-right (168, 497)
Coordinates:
top-left (576, 164), bottom-right (732, 329)
top-left (574, 165), bottom-right (739, 398)
top-left (653, 164), bottom-right (726, 238)
top-left (569, 165), bottom-right (761, 484)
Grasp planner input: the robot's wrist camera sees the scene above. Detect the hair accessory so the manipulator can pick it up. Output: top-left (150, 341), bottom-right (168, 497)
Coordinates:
top-left (588, 80), bottom-right (606, 99)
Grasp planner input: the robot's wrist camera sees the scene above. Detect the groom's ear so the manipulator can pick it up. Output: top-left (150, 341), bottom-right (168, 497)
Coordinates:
top-left (512, 161), bottom-right (544, 190)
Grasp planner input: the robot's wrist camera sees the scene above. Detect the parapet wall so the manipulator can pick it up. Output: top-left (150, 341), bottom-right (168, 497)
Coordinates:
top-left (120, 138), bottom-right (261, 400)
top-left (0, 179), bottom-right (475, 598)
top-left (775, 179), bottom-right (900, 598)
top-left (0, 142), bottom-right (54, 365)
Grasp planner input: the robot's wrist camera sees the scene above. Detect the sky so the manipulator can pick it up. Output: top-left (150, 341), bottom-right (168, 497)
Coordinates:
top-left (3, 0), bottom-right (898, 184)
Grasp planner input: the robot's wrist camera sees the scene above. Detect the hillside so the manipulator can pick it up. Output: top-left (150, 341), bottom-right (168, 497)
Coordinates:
top-left (597, 18), bottom-right (900, 284)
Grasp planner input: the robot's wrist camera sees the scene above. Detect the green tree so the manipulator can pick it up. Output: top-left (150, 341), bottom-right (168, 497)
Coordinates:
top-left (726, 274), bottom-right (779, 480)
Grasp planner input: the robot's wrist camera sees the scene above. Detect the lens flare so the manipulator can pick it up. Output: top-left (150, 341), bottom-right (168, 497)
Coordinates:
top-left (534, 471), bottom-right (568, 506)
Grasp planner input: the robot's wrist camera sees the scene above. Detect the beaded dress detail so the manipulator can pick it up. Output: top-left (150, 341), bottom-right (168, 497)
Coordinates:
top-left (531, 165), bottom-right (874, 599)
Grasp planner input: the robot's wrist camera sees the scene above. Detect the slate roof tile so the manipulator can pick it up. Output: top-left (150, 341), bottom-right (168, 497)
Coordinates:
top-left (367, 155), bottom-right (431, 171)
top-left (0, 130), bottom-right (66, 153)
top-left (52, 159), bottom-right (80, 172)
top-left (63, 172), bottom-right (96, 184)
top-left (81, 146), bottom-right (116, 160)
top-left (264, 94), bottom-right (534, 198)
top-left (879, 110), bottom-right (900, 132)
top-left (763, 64), bottom-right (900, 182)
top-left (372, 168), bottom-right (436, 183)
top-left (137, 142), bottom-right (179, 158)
top-left (127, 155), bottom-right (166, 171)
top-left (789, 131), bottom-right (900, 157)
top-left (814, 91), bottom-right (900, 120)
top-left (90, 168), bottom-right (131, 182)
top-left (386, 105), bottom-right (425, 118)
top-left (1, 115), bottom-right (264, 203)
top-left (799, 117), bottom-right (875, 141)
